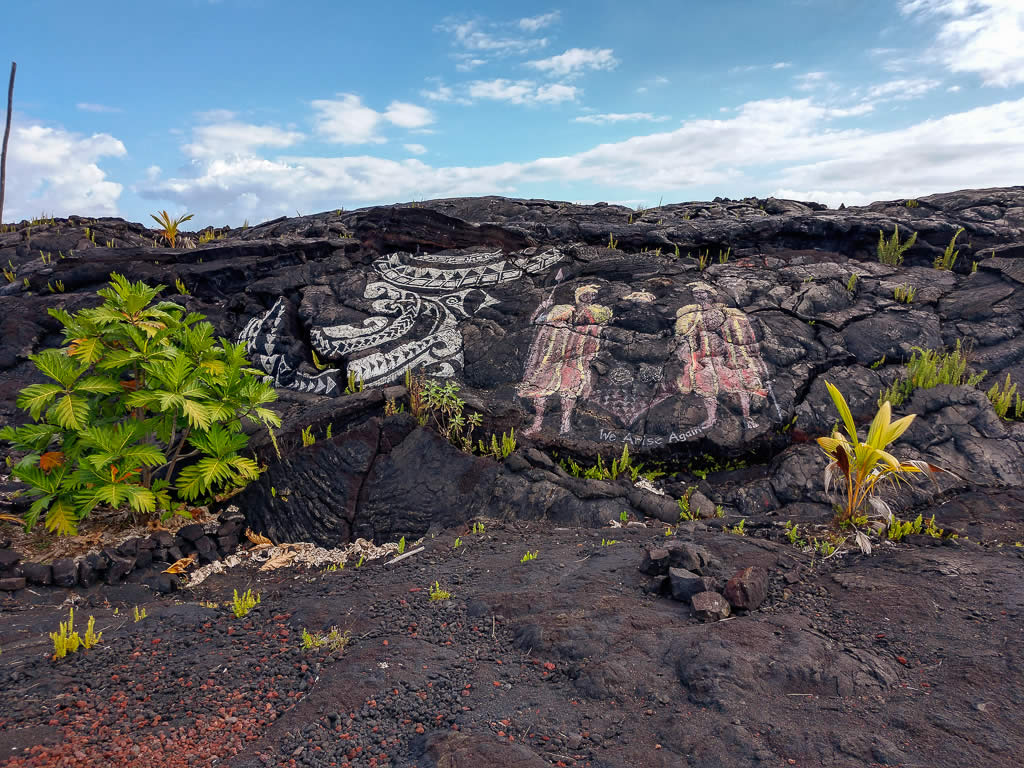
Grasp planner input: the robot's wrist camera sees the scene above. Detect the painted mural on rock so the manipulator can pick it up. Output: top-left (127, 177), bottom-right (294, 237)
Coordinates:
top-left (518, 281), bottom-right (613, 436)
top-left (239, 247), bottom-right (564, 393)
top-left (516, 281), bottom-right (780, 440)
top-left (239, 297), bottom-right (343, 396)
top-left (666, 282), bottom-right (778, 430)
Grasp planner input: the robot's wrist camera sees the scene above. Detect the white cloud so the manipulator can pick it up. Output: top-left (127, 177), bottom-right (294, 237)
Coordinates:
top-left (772, 62), bottom-right (792, 69)
top-left (439, 19), bottom-right (548, 54)
top-left (383, 101), bottom-right (435, 129)
top-left (865, 77), bottom-right (942, 99)
top-left (19, 91), bottom-right (1024, 231)
top-left (0, 122), bottom-right (125, 222)
top-left (900, 0), bottom-right (1024, 86)
top-left (794, 71), bottom-right (828, 91)
top-left (126, 96), bottom-right (1023, 229)
top-left (526, 48), bottom-right (618, 77)
top-left (825, 103), bottom-right (875, 117)
top-left (195, 109), bottom-right (237, 123)
top-left (518, 12), bottom-right (560, 31)
top-left (467, 78), bottom-right (578, 104)
top-left (455, 55), bottom-right (487, 71)
top-left (404, 143), bottom-right (427, 155)
top-left (421, 83), bottom-right (455, 102)
top-left (574, 112), bottom-right (670, 124)
top-left (76, 102), bottom-right (121, 113)
top-left (948, 84), bottom-right (961, 92)
top-left (309, 94), bottom-right (434, 144)
top-left (468, 79), bottom-right (534, 103)
top-left (183, 121), bottom-right (305, 158)
top-left (311, 94), bottom-right (384, 144)
top-left (638, 75), bottom-right (670, 93)
top-left (535, 84), bottom-right (579, 103)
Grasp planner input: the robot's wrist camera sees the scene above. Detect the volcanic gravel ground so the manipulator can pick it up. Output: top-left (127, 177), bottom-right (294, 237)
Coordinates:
top-left (2, 509), bottom-right (1023, 768)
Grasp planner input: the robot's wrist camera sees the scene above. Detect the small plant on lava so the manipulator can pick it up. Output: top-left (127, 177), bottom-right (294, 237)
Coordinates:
top-left (429, 581), bottom-right (451, 601)
top-left (232, 588), bottom-right (261, 619)
top-left (50, 607), bottom-right (102, 660)
top-left (816, 380), bottom-right (945, 551)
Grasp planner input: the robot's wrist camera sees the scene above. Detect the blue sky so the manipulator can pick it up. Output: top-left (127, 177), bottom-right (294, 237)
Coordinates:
top-left (3, 0), bottom-right (1023, 231)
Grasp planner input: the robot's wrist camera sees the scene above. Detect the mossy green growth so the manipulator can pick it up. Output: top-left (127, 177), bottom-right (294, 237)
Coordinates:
top-left (231, 588), bottom-right (261, 619)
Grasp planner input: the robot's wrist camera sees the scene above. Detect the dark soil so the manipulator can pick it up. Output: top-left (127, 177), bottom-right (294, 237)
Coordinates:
top-left (2, 493), bottom-right (1023, 768)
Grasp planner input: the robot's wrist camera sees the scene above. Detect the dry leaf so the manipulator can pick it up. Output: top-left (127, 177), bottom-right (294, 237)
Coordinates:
top-left (39, 451), bottom-right (65, 472)
top-left (245, 528), bottom-right (273, 549)
top-left (260, 551), bottom-right (296, 571)
top-left (163, 553), bottom-right (197, 574)
top-left (0, 513), bottom-right (24, 525)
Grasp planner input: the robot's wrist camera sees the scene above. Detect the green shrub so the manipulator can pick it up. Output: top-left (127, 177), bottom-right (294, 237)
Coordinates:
top-left (877, 224), bottom-right (917, 266)
top-left (408, 373), bottom-right (482, 451)
top-left (0, 273), bottom-right (281, 535)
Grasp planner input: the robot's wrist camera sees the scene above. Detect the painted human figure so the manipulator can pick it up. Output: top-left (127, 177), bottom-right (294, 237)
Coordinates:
top-left (518, 284), bottom-right (612, 435)
top-left (672, 283), bottom-right (768, 429)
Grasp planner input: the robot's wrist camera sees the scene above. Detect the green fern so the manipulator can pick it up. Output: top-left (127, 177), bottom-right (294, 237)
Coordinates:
top-left (877, 224), bottom-right (918, 266)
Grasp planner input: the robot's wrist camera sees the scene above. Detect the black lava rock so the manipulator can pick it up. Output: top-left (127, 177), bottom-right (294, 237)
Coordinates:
top-left (52, 558), bottom-right (77, 587)
top-left (176, 523), bottom-right (205, 542)
top-left (0, 548), bottom-right (21, 571)
top-left (22, 562), bottom-right (53, 585)
top-left (194, 535), bottom-right (218, 564)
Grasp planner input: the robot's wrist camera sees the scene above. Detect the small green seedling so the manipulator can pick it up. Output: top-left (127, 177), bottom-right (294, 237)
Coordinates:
top-left (471, 522), bottom-right (485, 534)
top-left (133, 606), bottom-right (147, 623)
top-left (429, 581), bottom-right (451, 601)
top-left (453, 537), bottom-right (462, 549)
top-left (521, 550), bottom-right (538, 563)
top-left (355, 555), bottom-right (364, 568)
top-left (344, 371), bottom-right (364, 395)
top-left (302, 626), bottom-right (351, 652)
top-left (397, 536), bottom-right (406, 554)
top-left (607, 233), bottom-right (618, 249)
top-left (232, 588), bottom-right (261, 618)
top-left (727, 519), bottom-right (747, 536)
top-left (619, 511), bottom-right (629, 523)
top-left (50, 607), bottom-right (102, 660)
top-left (301, 425), bottom-right (315, 447)
top-left (601, 538), bottom-right (618, 546)
top-left (784, 520), bottom-right (807, 548)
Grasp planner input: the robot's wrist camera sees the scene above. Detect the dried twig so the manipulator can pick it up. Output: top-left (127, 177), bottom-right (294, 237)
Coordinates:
top-left (385, 546), bottom-right (425, 566)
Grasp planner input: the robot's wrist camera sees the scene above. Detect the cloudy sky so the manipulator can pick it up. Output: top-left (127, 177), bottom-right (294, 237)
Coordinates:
top-left (3, 0), bottom-right (1023, 230)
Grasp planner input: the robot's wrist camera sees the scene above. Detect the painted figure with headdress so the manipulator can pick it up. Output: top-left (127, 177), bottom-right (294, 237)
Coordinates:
top-left (673, 282), bottom-right (768, 429)
top-left (518, 283), bottom-right (612, 435)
